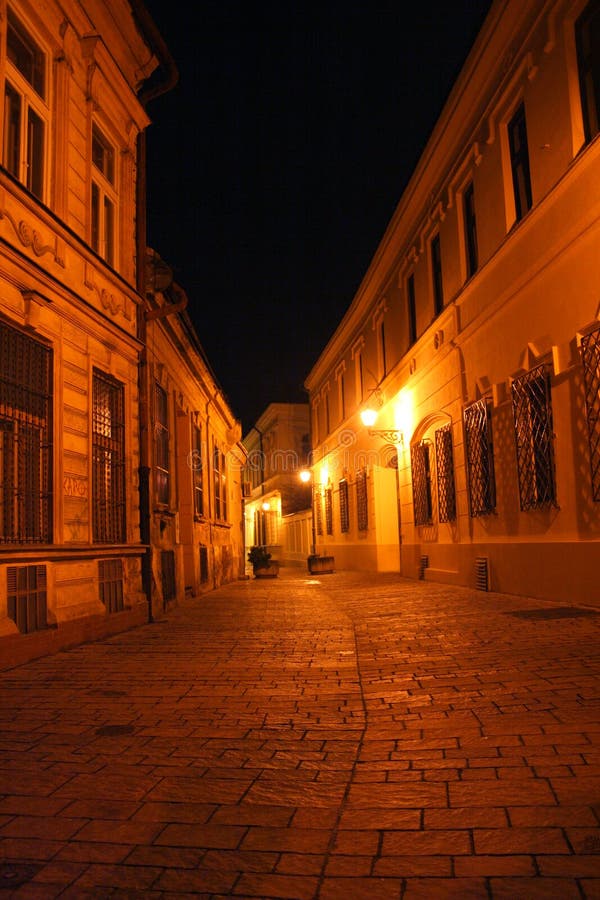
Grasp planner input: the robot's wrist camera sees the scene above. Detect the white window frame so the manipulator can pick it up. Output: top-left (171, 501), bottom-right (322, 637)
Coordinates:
top-left (91, 121), bottom-right (118, 266)
top-left (3, 8), bottom-right (49, 201)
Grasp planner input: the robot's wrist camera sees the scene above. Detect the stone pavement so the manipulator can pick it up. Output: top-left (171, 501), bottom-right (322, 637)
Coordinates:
top-left (1, 568), bottom-right (600, 899)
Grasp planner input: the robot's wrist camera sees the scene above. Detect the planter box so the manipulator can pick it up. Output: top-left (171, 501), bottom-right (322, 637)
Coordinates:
top-left (307, 555), bottom-right (334, 574)
top-left (253, 562), bottom-right (279, 578)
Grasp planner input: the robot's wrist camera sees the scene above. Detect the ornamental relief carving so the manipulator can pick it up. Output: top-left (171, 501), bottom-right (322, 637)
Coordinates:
top-left (84, 264), bottom-right (132, 322)
top-left (0, 205), bottom-right (62, 263)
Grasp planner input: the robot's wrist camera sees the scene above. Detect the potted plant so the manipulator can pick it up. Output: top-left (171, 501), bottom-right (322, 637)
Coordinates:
top-left (248, 546), bottom-right (279, 578)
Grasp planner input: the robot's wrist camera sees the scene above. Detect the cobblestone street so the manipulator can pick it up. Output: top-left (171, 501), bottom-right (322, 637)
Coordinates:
top-left (1, 568), bottom-right (600, 898)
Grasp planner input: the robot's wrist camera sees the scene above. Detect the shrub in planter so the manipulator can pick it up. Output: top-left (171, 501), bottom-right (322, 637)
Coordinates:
top-left (248, 546), bottom-right (279, 578)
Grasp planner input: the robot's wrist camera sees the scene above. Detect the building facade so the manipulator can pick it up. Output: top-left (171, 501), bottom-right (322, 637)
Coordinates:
top-left (305, 0), bottom-right (600, 606)
top-left (243, 403), bottom-right (312, 567)
top-left (142, 268), bottom-right (246, 613)
top-left (0, 0), bottom-right (244, 669)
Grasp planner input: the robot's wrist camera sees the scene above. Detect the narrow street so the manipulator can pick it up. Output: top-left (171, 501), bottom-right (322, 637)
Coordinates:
top-left (1, 568), bottom-right (600, 899)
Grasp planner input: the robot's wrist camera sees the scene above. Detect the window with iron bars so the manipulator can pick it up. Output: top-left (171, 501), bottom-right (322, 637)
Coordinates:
top-left (325, 486), bottom-right (333, 534)
top-left (580, 326), bottom-right (600, 500)
top-left (356, 468), bottom-right (368, 531)
top-left (577, 0), bottom-right (600, 143)
top-left (7, 564), bottom-right (47, 633)
top-left (315, 488), bottom-right (323, 535)
top-left (0, 320), bottom-right (52, 543)
top-left (98, 558), bottom-right (124, 613)
top-left (511, 365), bottom-right (556, 510)
top-left (92, 369), bottom-right (125, 542)
top-left (192, 423), bottom-right (204, 517)
top-left (463, 398), bottom-right (496, 516)
top-left (435, 424), bottom-right (456, 522)
top-left (154, 383), bottom-right (169, 504)
top-left (411, 441), bottom-right (433, 526)
top-left (339, 479), bottom-right (349, 533)
top-left (213, 443), bottom-right (228, 521)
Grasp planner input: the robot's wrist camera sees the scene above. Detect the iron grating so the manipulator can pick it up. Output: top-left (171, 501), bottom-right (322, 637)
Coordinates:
top-left (507, 607), bottom-right (600, 620)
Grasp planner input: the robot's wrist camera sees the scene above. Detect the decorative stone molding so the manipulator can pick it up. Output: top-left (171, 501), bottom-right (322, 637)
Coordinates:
top-left (84, 264), bottom-right (132, 321)
top-left (0, 204), bottom-right (62, 263)
top-left (22, 291), bottom-right (52, 329)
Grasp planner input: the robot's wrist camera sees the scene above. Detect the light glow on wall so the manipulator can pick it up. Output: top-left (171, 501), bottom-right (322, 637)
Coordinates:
top-left (394, 388), bottom-right (414, 448)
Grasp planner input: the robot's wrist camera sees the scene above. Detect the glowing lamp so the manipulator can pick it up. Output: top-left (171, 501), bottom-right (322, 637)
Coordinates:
top-left (360, 407), bottom-right (379, 427)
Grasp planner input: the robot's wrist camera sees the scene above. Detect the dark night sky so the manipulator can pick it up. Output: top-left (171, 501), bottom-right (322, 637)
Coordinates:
top-left (142, 1), bottom-right (494, 433)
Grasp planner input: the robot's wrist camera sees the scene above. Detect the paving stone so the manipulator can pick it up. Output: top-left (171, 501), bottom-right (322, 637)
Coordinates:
top-left (0, 568), bottom-right (599, 896)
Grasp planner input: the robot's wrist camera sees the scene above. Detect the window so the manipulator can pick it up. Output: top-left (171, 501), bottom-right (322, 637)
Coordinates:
top-left (154, 384), bottom-right (170, 504)
top-left (352, 341), bottom-right (365, 404)
top-left (325, 391), bottom-right (330, 435)
top-left (580, 327), bottom-right (600, 500)
top-left (339, 479), bottom-right (349, 533)
top-left (92, 370), bottom-right (125, 542)
top-left (356, 468), bottom-right (368, 531)
top-left (511, 365), bottom-right (556, 510)
top-left (431, 234), bottom-right (444, 315)
top-left (411, 441), bottom-right (433, 526)
top-left (99, 559), bottom-right (124, 613)
top-left (463, 182), bottom-right (479, 278)
top-left (213, 443), bottom-right (228, 521)
top-left (336, 368), bottom-right (346, 421)
top-left (407, 273), bottom-right (417, 345)
top-left (0, 321), bottom-right (52, 543)
top-left (192, 424), bottom-right (204, 516)
top-left (508, 103), bottom-right (532, 222)
top-left (7, 564), bottom-right (47, 633)
top-left (311, 400), bottom-right (320, 447)
top-left (378, 319), bottom-right (387, 378)
top-left (91, 124), bottom-right (116, 265)
top-left (463, 399), bottom-right (496, 516)
top-left (315, 488), bottom-right (323, 535)
top-left (435, 425), bottom-right (456, 522)
top-left (3, 9), bottom-right (47, 199)
top-left (161, 549), bottom-right (176, 604)
top-left (325, 486), bottom-right (333, 534)
top-left (577, 0), bottom-right (600, 142)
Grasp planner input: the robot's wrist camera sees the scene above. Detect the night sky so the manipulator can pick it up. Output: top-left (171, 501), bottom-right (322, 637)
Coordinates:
top-left (142, 1), bottom-right (494, 433)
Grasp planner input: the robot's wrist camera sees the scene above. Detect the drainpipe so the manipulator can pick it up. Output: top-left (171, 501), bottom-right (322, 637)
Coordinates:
top-left (132, 1), bottom-right (179, 623)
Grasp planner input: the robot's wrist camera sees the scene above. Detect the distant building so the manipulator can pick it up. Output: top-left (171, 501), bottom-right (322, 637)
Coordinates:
top-left (0, 0), bottom-right (244, 669)
top-left (242, 403), bottom-right (312, 566)
top-left (142, 266), bottom-right (246, 613)
top-left (305, 0), bottom-right (600, 606)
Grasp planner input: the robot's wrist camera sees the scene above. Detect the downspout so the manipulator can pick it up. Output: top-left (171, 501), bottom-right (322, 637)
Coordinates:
top-left (132, 1), bottom-right (179, 623)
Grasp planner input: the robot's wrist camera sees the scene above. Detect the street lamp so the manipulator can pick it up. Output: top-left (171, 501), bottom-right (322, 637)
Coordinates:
top-left (299, 468), bottom-right (316, 555)
top-left (360, 391), bottom-right (404, 447)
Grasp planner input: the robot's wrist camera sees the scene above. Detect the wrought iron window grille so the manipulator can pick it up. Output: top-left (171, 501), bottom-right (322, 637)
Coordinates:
top-left (99, 558), bottom-right (124, 613)
top-left (356, 468), bottom-right (368, 532)
top-left (325, 486), bottom-right (333, 535)
top-left (463, 398), bottom-right (497, 516)
top-left (580, 326), bottom-right (600, 500)
top-left (92, 369), bottom-right (125, 543)
top-left (411, 440), bottom-right (433, 526)
top-left (511, 364), bottom-right (556, 510)
top-left (7, 564), bottom-right (47, 633)
top-left (435, 424), bottom-right (456, 522)
top-left (0, 321), bottom-right (52, 543)
top-left (339, 479), bottom-right (350, 533)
